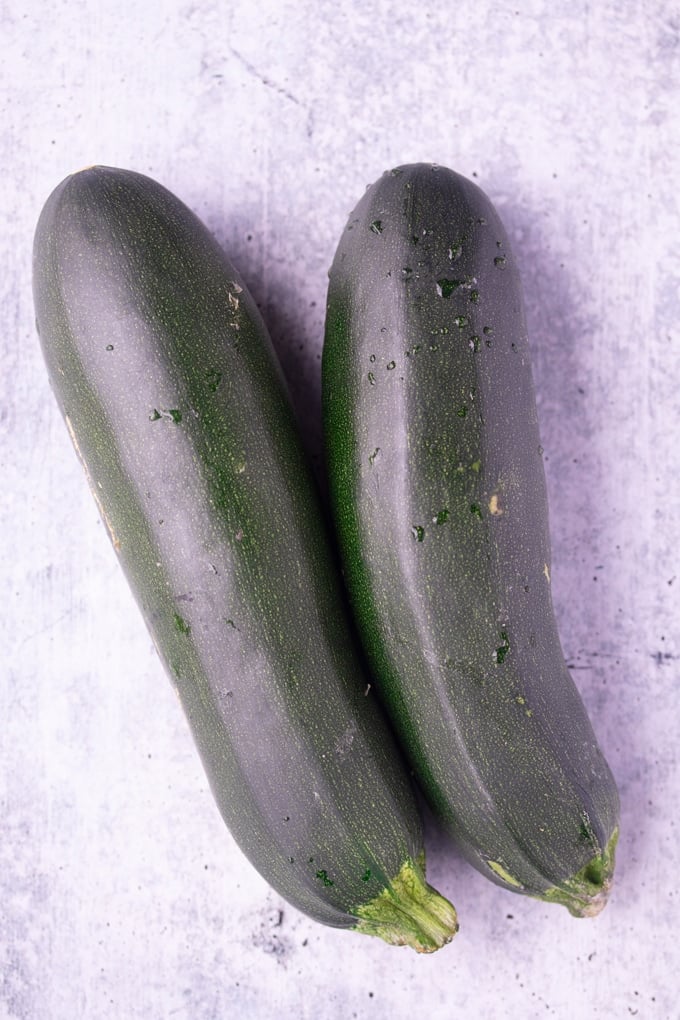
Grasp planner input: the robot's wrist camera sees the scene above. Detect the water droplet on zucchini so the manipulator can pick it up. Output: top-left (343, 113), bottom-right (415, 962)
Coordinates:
top-left (436, 278), bottom-right (460, 298)
top-left (495, 631), bottom-right (510, 663)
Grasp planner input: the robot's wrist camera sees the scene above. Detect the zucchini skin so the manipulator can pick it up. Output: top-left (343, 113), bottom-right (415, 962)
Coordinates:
top-left (33, 167), bottom-right (457, 948)
top-left (322, 164), bottom-right (620, 914)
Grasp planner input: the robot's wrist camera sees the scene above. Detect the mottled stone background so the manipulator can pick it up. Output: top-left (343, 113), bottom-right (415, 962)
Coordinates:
top-left (2, 2), bottom-right (678, 1017)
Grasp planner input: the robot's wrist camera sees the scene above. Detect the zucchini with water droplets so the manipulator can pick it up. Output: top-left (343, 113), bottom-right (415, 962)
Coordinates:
top-left (32, 165), bottom-right (458, 951)
top-left (322, 162), bottom-right (620, 916)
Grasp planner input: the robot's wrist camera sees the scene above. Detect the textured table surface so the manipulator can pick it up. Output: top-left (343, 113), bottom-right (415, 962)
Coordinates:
top-left (2, 2), bottom-right (679, 1018)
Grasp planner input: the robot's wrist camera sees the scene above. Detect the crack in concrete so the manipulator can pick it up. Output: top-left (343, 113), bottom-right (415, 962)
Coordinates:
top-left (228, 45), bottom-right (314, 136)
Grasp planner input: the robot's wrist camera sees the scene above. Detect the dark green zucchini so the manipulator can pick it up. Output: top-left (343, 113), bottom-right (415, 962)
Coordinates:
top-left (33, 166), bottom-right (458, 950)
top-left (322, 163), bottom-right (620, 916)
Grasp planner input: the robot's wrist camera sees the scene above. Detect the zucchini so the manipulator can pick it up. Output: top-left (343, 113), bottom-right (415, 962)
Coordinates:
top-left (33, 166), bottom-right (458, 950)
top-left (322, 163), bottom-right (620, 916)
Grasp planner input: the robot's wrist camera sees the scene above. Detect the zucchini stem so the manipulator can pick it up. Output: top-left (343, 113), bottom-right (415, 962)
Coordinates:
top-left (542, 827), bottom-right (619, 917)
top-left (353, 855), bottom-right (458, 952)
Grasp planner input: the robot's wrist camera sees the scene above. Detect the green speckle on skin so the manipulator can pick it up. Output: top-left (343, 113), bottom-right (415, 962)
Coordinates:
top-left (470, 503), bottom-right (483, 519)
top-left (361, 868), bottom-right (372, 882)
top-left (174, 613), bottom-right (190, 635)
top-left (471, 459), bottom-right (482, 473)
top-left (457, 405), bottom-right (468, 418)
top-left (411, 525), bottom-right (425, 542)
top-left (316, 869), bottom-right (334, 887)
top-left (435, 508), bottom-right (449, 525)
top-left (370, 220), bottom-right (384, 234)
top-left (205, 368), bottom-right (222, 393)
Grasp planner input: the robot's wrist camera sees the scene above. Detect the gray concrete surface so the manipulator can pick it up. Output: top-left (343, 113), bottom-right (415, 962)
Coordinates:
top-left (2, 1), bottom-right (679, 1017)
